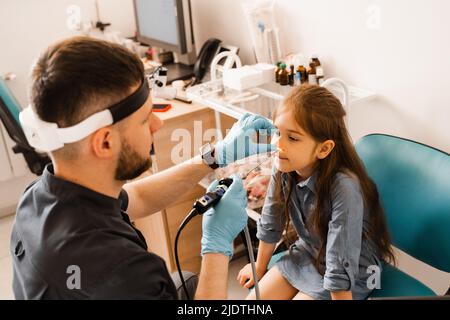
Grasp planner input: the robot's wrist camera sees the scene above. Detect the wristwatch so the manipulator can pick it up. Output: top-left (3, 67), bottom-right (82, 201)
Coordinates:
top-left (200, 143), bottom-right (219, 169)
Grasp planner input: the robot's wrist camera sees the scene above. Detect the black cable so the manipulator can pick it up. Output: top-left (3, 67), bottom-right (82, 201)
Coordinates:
top-left (174, 208), bottom-right (198, 300)
top-left (174, 178), bottom-right (233, 300)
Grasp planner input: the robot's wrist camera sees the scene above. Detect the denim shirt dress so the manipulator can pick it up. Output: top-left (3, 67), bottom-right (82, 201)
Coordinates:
top-left (256, 168), bottom-right (382, 300)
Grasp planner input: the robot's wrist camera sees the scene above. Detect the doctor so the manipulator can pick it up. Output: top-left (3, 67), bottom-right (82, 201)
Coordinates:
top-left (11, 36), bottom-right (275, 300)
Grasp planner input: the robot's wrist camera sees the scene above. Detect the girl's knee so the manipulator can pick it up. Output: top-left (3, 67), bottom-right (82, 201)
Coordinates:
top-left (293, 292), bottom-right (315, 300)
top-left (246, 266), bottom-right (298, 300)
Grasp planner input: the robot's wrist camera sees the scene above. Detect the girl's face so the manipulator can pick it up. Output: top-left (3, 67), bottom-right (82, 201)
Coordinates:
top-left (273, 104), bottom-right (335, 179)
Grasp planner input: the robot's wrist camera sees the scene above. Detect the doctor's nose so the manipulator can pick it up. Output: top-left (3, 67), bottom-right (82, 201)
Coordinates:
top-left (150, 113), bottom-right (164, 134)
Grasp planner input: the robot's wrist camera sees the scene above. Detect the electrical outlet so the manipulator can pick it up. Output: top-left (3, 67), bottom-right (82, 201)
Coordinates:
top-left (66, 5), bottom-right (81, 31)
top-left (366, 4), bottom-right (382, 31)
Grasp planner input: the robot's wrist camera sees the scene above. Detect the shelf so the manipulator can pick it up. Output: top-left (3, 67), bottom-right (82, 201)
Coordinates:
top-left (187, 79), bottom-right (376, 120)
top-left (324, 82), bottom-right (376, 106)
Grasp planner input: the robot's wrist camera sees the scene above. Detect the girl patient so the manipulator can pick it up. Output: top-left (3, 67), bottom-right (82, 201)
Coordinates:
top-left (237, 85), bottom-right (395, 300)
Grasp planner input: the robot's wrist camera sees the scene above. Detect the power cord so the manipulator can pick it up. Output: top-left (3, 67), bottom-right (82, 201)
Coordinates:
top-left (174, 178), bottom-right (233, 300)
top-left (174, 177), bottom-right (262, 300)
top-left (174, 208), bottom-right (199, 300)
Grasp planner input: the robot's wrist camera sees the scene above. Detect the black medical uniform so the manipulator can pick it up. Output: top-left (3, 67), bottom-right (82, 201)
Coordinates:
top-left (10, 165), bottom-right (178, 299)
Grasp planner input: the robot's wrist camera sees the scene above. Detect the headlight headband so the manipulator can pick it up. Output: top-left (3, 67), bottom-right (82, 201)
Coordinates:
top-left (19, 77), bottom-right (150, 153)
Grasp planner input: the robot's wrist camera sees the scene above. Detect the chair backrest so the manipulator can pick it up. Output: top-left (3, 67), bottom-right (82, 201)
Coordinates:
top-left (0, 78), bottom-right (30, 149)
top-left (0, 78), bottom-right (50, 175)
top-left (355, 134), bottom-right (450, 273)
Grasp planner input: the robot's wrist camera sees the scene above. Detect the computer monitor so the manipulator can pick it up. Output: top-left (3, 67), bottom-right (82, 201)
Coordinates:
top-left (134, 0), bottom-right (195, 83)
top-left (134, 0), bottom-right (194, 56)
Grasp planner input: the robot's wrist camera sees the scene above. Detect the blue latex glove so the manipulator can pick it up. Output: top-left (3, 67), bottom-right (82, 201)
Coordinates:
top-left (215, 113), bottom-right (276, 167)
top-left (201, 175), bottom-right (248, 257)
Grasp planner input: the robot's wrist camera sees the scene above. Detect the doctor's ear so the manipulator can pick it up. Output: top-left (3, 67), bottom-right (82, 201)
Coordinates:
top-left (91, 126), bottom-right (116, 158)
top-left (316, 140), bottom-right (335, 160)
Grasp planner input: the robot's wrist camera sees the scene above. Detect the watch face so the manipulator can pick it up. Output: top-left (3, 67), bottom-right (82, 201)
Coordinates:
top-left (201, 143), bottom-right (212, 154)
top-left (201, 143), bottom-right (217, 167)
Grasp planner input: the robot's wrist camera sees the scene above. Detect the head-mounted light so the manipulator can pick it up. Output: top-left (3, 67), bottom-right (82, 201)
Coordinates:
top-left (19, 78), bottom-right (150, 153)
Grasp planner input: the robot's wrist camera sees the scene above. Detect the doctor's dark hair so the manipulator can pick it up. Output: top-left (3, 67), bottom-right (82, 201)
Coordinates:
top-left (273, 84), bottom-right (396, 275)
top-left (30, 36), bottom-right (144, 128)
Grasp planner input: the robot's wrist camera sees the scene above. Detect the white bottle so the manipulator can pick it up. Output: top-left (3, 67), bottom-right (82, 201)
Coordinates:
top-left (308, 74), bottom-right (317, 85)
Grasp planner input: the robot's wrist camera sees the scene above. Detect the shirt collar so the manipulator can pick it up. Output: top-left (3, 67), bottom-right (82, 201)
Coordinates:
top-left (41, 164), bottom-right (124, 215)
top-left (296, 171), bottom-right (318, 194)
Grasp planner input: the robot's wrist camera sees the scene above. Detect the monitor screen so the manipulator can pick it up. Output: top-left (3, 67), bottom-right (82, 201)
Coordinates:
top-left (134, 0), bottom-right (189, 54)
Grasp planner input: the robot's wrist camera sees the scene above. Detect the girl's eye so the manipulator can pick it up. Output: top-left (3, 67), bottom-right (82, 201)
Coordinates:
top-left (288, 136), bottom-right (300, 142)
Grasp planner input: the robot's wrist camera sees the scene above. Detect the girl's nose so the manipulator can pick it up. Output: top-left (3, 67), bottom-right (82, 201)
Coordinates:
top-left (271, 133), bottom-right (280, 146)
top-left (275, 136), bottom-right (285, 153)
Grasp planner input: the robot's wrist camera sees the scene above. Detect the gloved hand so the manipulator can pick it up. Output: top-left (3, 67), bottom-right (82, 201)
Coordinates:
top-left (201, 175), bottom-right (248, 257)
top-left (215, 113), bottom-right (276, 167)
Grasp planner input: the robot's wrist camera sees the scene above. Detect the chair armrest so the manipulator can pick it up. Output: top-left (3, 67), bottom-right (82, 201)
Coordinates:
top-left (370, 295), bottom-right (450, 300)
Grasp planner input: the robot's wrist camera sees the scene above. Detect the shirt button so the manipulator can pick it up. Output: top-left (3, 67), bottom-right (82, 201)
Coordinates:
top-left (14, 241), bottom-right (25, 258)
top-left (344, 261), bottom-right (350, 268)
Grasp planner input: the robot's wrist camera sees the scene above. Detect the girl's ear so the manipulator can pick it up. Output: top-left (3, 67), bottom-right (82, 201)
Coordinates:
top-left (317, 140), bottom-right (335, 160)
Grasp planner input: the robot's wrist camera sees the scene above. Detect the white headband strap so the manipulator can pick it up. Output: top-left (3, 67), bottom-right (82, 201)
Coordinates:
top-left (19, 77), bottom-right (150, 153)
top-left (19, 107), bottom-right (113, 153)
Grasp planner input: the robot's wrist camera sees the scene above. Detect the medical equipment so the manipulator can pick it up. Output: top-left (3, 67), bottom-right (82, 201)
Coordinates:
top-left (174, 178), bottom-right (234, 300)
top-left (241, 150), bottom-right (277, 180)
top-left (223, 64), bottom-right (276, 91)
top-left (175, 150), bottom-right (278, 300)
top-left (147, 66), bottom-right (177, 100)
top-left (242, 0), bottom-right (282, 64)
top-left (321, 78), bottom-right (349, 108)
top-left (147, 66), bottom-right (194, 103)
top-left (210, 50), bottom-right (242, 82)
top-left (19, 77), bottom-right (150, 153)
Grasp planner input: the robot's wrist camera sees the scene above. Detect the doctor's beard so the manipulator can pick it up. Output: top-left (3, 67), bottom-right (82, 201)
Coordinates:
top-left (115, 138), bottom-right (152, 181)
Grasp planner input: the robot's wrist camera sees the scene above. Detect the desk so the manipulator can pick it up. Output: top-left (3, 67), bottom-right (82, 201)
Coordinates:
top-left (134, 98), bottom-right (236, 273)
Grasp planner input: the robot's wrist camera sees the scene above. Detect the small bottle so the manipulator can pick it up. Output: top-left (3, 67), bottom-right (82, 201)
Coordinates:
top-left (289, 65), bottom-right (295, 86)
top-left (307, 62), bottom-right (317, 85)
top-left (311, 54), bottom-right (322, 68)
top-left (278, 63), bottom-right (290, 86)
top-left (312, 54), bottom-right (324, 85)
top-left (296, 65), bottom-right (307, 84)
top-left (275, 61), bottom-right (282, 83)
top-left (294, 70), bottom-right (301, 86)
top-left (316, 68), bottom-right (325, 85)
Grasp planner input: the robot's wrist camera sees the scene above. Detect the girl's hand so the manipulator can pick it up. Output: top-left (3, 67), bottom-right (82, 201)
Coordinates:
top-left (237, 263), bottom-right (266, 289)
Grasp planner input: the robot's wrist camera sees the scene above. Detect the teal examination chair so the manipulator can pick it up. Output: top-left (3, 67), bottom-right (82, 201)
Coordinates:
top-left (0, 78), bottom-right (50, 175)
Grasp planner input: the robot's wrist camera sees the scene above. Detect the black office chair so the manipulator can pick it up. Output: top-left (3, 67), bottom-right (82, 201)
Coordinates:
top-left (0, 78), bottom-right (50, 176)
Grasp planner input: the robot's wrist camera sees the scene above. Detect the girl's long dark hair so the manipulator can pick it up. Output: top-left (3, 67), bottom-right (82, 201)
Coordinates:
top-left (274, 85), bottom-right (396, 275)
